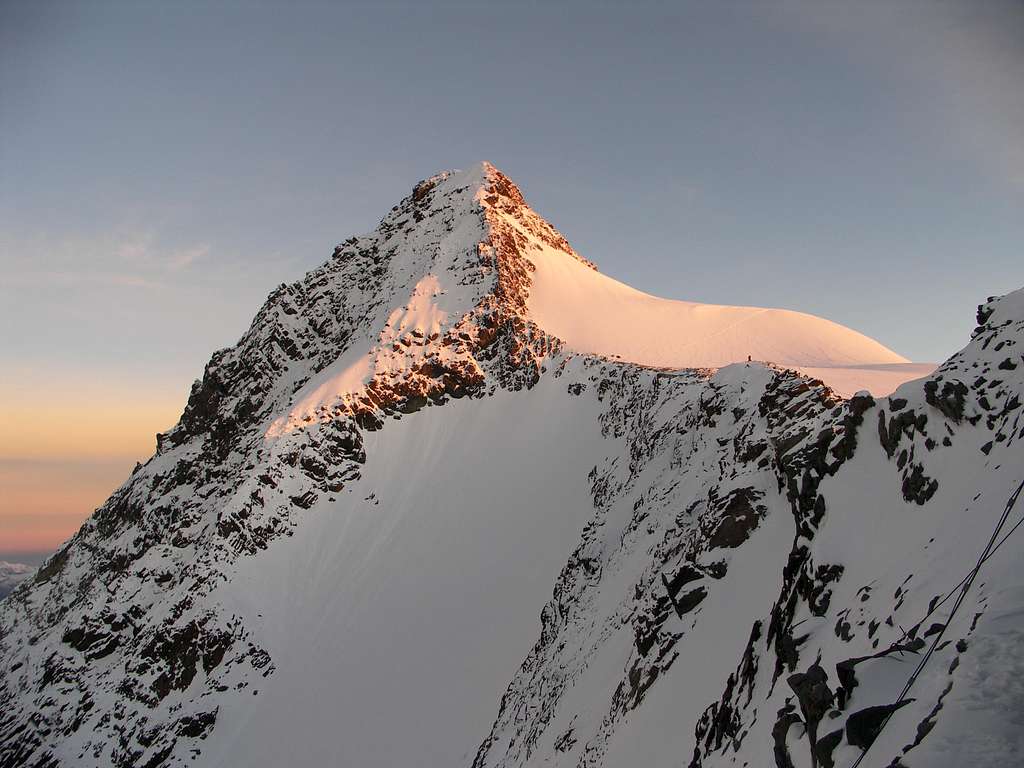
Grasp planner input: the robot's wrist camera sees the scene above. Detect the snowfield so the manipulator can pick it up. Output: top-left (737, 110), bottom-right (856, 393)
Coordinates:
top-left (206, 373), bottom-right (608, 767)
top-left (0, 163), bottom-right (1019, 768)
top-left (516, 190), bottom-right (934, 396)
top-left (526, 228), bottom-right (910, 371)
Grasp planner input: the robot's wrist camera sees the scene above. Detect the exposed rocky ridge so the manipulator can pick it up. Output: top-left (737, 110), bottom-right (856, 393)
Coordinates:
top-left (470, 361), bottom-right (852, 767)
top-left (689, 291), bottom-right (1024, 768)
top-left (1, 164), bottom-right (1021, 768)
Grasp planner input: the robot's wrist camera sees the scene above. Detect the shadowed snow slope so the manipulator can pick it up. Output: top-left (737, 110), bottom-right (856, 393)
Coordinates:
top-left (205, 376), bottom-right (606, 768)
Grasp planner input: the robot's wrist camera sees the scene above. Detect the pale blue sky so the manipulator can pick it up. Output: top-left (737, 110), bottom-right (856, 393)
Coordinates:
top-left (2, 0), bottom-right (1023, 393)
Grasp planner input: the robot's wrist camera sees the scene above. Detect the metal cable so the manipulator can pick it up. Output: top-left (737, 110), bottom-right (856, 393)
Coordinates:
top-left (849, 477), bottom-right (1024, 768)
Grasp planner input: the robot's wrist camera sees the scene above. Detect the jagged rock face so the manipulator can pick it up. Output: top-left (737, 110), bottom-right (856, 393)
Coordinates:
top-left (1, 164), bottom-right (1022, 768)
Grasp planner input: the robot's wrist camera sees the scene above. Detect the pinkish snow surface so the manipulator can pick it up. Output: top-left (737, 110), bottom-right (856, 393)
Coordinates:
top-left (512, 172), bottom-right (935, 395)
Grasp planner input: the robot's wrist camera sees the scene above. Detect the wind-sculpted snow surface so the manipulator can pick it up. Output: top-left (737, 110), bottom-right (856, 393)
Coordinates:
top-left (0, 163), bottom-right (1020, 768)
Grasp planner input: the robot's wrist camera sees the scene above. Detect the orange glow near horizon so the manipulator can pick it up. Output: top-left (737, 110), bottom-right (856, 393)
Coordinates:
top-left (0, 372), bottom-right (185, 555)
top-left (0, 458), bottom-right (139, 552)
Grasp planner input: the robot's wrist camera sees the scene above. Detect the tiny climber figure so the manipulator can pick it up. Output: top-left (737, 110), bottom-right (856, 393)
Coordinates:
top-left (747, 355), bottom-right (752, 362)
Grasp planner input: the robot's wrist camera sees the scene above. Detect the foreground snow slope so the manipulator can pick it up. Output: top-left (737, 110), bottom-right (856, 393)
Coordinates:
top-left (0, 164), bottom-right (1018, 768)
top-left (204, 375), bottom-right (606, 767)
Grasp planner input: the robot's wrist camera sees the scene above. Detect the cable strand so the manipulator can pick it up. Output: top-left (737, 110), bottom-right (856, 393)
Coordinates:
top-left (848, 477), bottom-right (1024, 768)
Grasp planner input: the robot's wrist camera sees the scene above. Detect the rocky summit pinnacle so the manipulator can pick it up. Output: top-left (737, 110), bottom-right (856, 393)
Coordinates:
top-left (1, 166), bottom-right (1022, 768)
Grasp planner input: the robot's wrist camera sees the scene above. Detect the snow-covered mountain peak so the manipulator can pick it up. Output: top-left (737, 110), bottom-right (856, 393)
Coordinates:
top-left (254, 161), bottom-right (933, 441)
top-left (5, 166), bottom-right (1016, 768)
top-left (358, 162), bottom-right (932, 397)
top-left (260, 161), bottom-right (570, 439)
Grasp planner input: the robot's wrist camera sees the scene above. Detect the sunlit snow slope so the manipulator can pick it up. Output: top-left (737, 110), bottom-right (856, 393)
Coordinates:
top-left (525, 241), bottom-right (902, 369)
top-left (467, 162), bottom-right (930, 395)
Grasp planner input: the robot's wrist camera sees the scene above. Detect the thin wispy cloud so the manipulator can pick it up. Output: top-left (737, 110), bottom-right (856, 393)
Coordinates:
top-left (168, 243), bottom-right (210, 270)
top-left (1, 231), bottom-right (213, 289)
top-left (114, 233), bottom-right (211, 271)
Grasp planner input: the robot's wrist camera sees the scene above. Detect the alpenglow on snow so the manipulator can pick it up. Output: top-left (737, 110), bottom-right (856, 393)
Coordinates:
top-left (1, 163), bottom-right (1022, 768)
